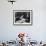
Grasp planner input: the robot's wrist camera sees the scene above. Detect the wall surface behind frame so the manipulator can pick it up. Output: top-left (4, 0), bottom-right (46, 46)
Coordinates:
top-left (0, 0), bottom-right (46, 41)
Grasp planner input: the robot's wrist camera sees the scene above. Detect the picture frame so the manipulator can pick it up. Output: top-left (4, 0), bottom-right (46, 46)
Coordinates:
top-left (13, 10), bottom-right (33, 26)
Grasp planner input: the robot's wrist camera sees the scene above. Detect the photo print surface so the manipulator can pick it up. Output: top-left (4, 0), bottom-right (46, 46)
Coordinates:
top-left (13, 10), bottom-right (32, 25)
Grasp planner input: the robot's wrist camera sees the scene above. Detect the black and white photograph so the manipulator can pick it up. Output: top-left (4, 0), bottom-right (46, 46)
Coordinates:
top-left (13, 10), bottom-right (32, 25)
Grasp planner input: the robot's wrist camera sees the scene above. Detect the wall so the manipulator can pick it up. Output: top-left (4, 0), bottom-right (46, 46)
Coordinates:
top-left (0, 0), bottom-right (46, 42)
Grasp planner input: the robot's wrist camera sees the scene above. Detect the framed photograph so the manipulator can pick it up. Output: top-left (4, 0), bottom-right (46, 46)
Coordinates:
top-left (13, 10), bottom-right (33, 25)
